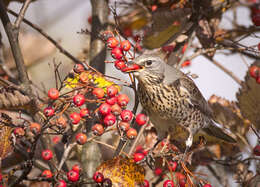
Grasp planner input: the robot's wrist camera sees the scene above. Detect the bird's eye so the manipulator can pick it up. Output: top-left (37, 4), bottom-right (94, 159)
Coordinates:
top-left (145, 60), bottom-right (153, 66)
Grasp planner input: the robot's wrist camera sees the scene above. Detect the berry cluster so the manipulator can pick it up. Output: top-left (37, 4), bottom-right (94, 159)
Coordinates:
top-left (249, 65), bottom-right (260, 84)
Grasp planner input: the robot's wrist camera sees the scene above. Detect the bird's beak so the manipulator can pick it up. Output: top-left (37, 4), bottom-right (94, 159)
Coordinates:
top-left (122, 63), bottom-right (143, 73)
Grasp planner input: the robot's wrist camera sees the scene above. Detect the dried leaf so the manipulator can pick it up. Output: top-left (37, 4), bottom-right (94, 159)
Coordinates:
top-left (236, 61), bottom-right (260, 129)
top-left (0, 125), bottom-right (13, 159)
top-left (97, 156), bottom-right (145, 187)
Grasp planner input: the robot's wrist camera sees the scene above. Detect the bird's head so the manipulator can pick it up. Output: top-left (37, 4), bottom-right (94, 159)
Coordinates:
top-left (124, 54), bottom-right (165, 84)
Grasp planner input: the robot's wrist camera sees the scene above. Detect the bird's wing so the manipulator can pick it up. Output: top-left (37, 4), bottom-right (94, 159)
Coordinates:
top-left (169, 76), bottom-right (213, 117)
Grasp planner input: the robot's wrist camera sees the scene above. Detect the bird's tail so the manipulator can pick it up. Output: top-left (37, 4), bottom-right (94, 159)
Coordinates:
top-left (203, 121), bottom-right (237, 143)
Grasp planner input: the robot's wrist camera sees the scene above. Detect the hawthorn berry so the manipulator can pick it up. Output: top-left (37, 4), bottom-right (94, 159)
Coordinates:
top-left (106, 96), bottom-right (118, 105)
top-left (119, 121), bottom-right (130, 131)
top-left (154, 168), bottom-right (163, 176)
top-left (13, 127), bottom-right (25, 136)
top-left (103, 113), bottom-right (116, 126)
top-left (56, 180), bottom-right (67, 187)
top-left (73, 94), bottom-right (85, 107)
top-left (48, 88), bottom-right (59, 100)
top-left (141, 179), bottom-right (150, 187)
top-left (56, 116), bottom-right (67, 128)
top-left (182, 43), bottom-right (188, 54)
top-left (123, 27), bottom-right (132, 37)
top-left (252, 14), bottom-right (260, 26)
top-left (254, 145), bottom-right (260, 156)
top-left (111, 47), bottom-right (123, 59)
top-left (120, 110), bottom-right (133, 122)
top-left (41, 170), bottom-right (52, 178)
top-left (151, 5), bottom-right (157, 11)
top-left (122, 64), bottom-right (140, 72)
top-left (203, 184), bottom-right (212, 187)
top-left (93, 171), bottom-right (104, 183)
top-left (76, 133), bottom-right (87, 145)
top-left (80, 108), bottom-right (89, 118)
top-left (67, 170), bottom-right (79, 182)
top-left (111, 104), bottom-right (122, 115)
top-left (249, 65), bottom-right (259, 79)
top-left (176, 172), bottom-right (186, 187)
top-left (102, 178), bottom-right (112, 187)
top-left (258, 43), bottom-right (260, 51)
top-left (117, 94), bottom-right (129, 107)
top-left (99, 103), bottom-right (111, 116)
top-left (0, 173), bottom-right (2, 182)
top-left (126, 128), bottom-right (137, 139)
top-left (114, 60), bottom-right (126, 70)
top-left (92, 87), bottom-right (105, 99)
top-left (70, 112), bottom-right (81, 124)
top-left (168, 161), bottom-right (178, 172)
top-left (120, 40), bottom-right (131, 51)
top-left (106, 85), bottom-right (118, 97)
top-left (163, 180), bottom-right (174, 187)
top-left (257, 76), bottom-right (260, 84)
top-left (92, 124), bottom-right (104, 136)
top-left (41, 149), bottom-right (53, 160)
top-left (136, 113), bottom-right (147, 126)
top-left (73, 63), bottom-right (84, 73)
top-left (88, 16), bottom-right (92, 24)
top-left (107, 37), bottom-right (119, 48)
top-left (72, 164), bottom-right (82, 173)
top-left (29, 123), bottom-right (41, 134)
top-left (133, 152), bottom-right (145, 162)
top-left (44, 107), bottom-right (55, 117)
top-left (79, 71), bottom-right (89, 83)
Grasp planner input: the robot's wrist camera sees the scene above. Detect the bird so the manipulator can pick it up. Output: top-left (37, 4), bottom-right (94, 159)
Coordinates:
top-left (126, 53), bottom-right (236, 154)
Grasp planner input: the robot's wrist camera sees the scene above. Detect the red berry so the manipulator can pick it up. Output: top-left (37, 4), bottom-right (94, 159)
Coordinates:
top-left (122, 64), bottom-right (141, 72)
top-left (99, 103), bottom-right (111, 116)
top-left (120, 40), bottom-right (131, 51)
top-left (151, 5), bottom-right (157, 11)
top-left (154, 168), bottom-right (163, 176)
top-left (120, 110), bottom-right (133, 122)
top-left (133, 152), bottom-right (145, 162)
top-left (41, 170), bottom-right (52, 178)
top-left (168, 161), bottom-right (177, 172)
top-left (258, 43), bottom-right (260, 51)
top-left (252, 14), bottom-right (260, 26)
top-left (73, 64), bottom-right (84, 73)
top-left (72, 164), bottom-right (82, 173)
top-left (135, 113), bottom-right (147, 126)
top-left (123, 27), bottom-right (132, 37)
top-left (257, 76), bottom-right (260, 84)
top-left (70, 112), bottom-right (81, 124)
top-left (56, 180), bottom-right (67, 187)
top-left (176, 172), bottom-right (186, 187)
top-left (93, 172), bottom-right (104, 183)
top-left (111, 47), bottom-right (123, 59)
top-left (254, 145), bottom-right (260, 156)
top-left (79, 71), bottom-right (89, 83)
top-left (67, 170), bottom-right (79, 182)
top-left (41, 149), bottom-right (53, 160)
top-left (29, 123), bottom-right (41, 134)
top-left (48, 88), bottom-right (59, 100)
top-left (111, 104), bottom-right (122, 115)
top-left (92, 88), bottom-right (105, 99)
top-left (106, 96), bottom-right (118, 105)
top-left (117, 94), bottom-right (129, 107)
top-left (114, 60), bottom-right (126, 70)
top-left (162, 45), bottom-right (175, 53)
top-left (141, 179), bottom-right (150, 187)
top-left (203, 184), bottom-right (212, 187)
top-left (107, 86), bottom-right (118, 97)
top-left (88, 16), bottom-right (92, 24)
top-left (126, 128), bottom-right (137, 139)
top-left (107, 37), bottom-right (119, 48)
top-left (0, 172), bottom-right (3, 182)
top-left (103, 114), bottom-right (116, 126)
top-left (92, 124), bottom-right (104, 136)
top-left (163, 180), bottom-right (174, 187)
top-left (181, 60), bottom-right (191, 68)
top-left (80, 108), bottom-right (89, 118)
top-left (44, 107), bottom-right (55, 117)
top-left (100, 30), bottom-right (114, 40)
top-left (249, 65), bottom-right (259, 79)
top-left (76, 133), bottom-right (87, 145)
top-left (73, 94), bottom-right (85, 107)
top-left (119, 121), bottom-right (130, 131)
top-left (13, 127), bottom-right (25, 136)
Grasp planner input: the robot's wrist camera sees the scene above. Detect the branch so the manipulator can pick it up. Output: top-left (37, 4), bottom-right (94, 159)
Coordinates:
top-left (14, 0), bottom-right (32, 29)
top-left (0, 1), bottom-right (30, 87)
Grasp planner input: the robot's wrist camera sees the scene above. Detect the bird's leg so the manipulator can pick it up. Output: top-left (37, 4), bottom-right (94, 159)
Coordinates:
top-left (179, 132), bottom-right (193, 163)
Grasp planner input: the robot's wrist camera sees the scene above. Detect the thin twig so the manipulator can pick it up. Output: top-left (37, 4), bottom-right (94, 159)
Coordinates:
top-left (14, 0), bottom-right (32, 29)
top-left (58, 142), bottom-right (77, 171)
